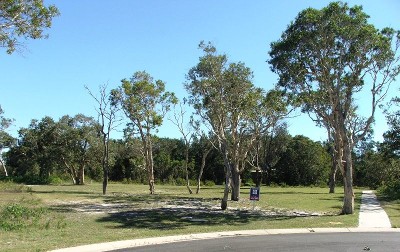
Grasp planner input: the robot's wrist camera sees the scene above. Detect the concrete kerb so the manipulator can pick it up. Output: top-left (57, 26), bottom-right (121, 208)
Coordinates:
top-left (49, 228), bottom-right (400, 252)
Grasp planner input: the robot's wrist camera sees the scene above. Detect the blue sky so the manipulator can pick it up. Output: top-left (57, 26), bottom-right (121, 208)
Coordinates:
top-left (1, 0), bottom-right (399, 141)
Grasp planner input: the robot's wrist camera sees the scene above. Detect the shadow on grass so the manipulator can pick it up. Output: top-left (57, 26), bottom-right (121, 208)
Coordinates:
top-left (96, 207), bottom-right (296, 230)
top-left (261, 191), bottom-right (332, 195)
top-left (32, 190), bottom-right (96, 195)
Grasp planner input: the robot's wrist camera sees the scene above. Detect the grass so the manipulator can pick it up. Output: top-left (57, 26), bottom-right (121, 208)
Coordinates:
top-left (0, 182), bottom-right (366, 252)
top-left (377, 194), bottom-right (400, 228)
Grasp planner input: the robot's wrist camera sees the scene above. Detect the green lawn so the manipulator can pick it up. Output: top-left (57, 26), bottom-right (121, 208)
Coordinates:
top-left (0, 182), bottom-right (366, 252)
top-left (378, 195), bottom-right (400, 228)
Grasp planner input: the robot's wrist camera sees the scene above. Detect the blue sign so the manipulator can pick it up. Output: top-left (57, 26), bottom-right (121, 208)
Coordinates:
top-left (250, 187), bottom-right (260, 201)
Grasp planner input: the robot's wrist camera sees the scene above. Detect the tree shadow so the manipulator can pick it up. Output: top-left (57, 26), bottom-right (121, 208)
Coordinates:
top-left (262, 191), bottom-right (332, 195)
top-left (96, 206), bottom-right (296, 230)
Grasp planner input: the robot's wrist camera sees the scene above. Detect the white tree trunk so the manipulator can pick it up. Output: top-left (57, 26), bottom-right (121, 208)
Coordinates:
top-left (0, 158), bottom-right (8, 176)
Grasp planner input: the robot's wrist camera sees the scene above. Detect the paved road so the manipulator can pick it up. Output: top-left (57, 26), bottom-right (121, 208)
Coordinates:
top-left (113, 232), bottom-right (400, 252)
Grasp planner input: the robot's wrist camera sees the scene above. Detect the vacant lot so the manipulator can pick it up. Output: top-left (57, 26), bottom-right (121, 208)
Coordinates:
top-left (1, 182), bottom-right (362, 251)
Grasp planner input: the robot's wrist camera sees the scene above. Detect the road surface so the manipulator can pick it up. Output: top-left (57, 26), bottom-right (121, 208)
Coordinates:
top-left (113, 232), bottom-right (400, 252)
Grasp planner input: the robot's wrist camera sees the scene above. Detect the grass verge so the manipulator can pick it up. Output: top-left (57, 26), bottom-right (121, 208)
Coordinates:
top-left (377, 194), bottom-right (400, 228)
top-left (0, 182), bottom-right (363, 251)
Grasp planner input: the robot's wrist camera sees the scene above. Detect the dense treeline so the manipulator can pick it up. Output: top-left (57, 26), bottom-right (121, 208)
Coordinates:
top-left (2, 113), bottom-right (398, 196)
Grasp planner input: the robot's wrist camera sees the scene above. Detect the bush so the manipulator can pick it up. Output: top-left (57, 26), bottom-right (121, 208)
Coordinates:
top-left (49, 175), bottom-right (65, 185)
top-left (0, 203), bottom-right (45, 231)
top-left (175, 177), bottom-right (186, 186)
top-left (0, 200), bottom-right (67, 231)
top-left (204, 180), bottom-right (216, 187)
top-left (379, 180), bottom-right (400, 200)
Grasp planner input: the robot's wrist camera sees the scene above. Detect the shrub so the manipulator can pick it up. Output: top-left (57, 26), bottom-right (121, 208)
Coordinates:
top-left (0, 201), bottom-right (67, 231)
top-left (379, 180), bottom-right (400, 200)
top-left (175, 177), bottom-right (186, 186)
top-left (49, 175), bottom-right (65, 185)
top-left (204, 180), bottom-right (216, 187)
top-left (0, 203), bottom-right (45, 231)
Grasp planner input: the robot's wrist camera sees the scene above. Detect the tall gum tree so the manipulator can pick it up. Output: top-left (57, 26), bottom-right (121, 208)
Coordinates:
top-left (269, 2), bottom-right (400, 214)
top-left (111, 71), bottom-right (177, 194)
top-left (186, 42), bottom-right (288, 210)
top-left (0, 0), bottom-right (59, 54)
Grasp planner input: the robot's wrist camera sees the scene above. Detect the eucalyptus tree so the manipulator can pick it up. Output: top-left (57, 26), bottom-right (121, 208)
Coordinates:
top-left (111, 71), bottom-right (177, 194)
top-left (86, 84), bottom-right (121, 194)
top-left (186, 42), bottom-right (288, 209)
top-left (57, 114), bottom-right (99, 185)
top-left (269, 2), bottom-right (400, 214)
top-left (0, 0), bottom-right (59, 54)
top-left (169, 100), bottom-right (194, 193)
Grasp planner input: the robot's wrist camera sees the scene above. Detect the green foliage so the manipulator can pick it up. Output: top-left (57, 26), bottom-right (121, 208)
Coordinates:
top-left (379, 180), bottom-right (400, 200)
top-left (0, 0), bottom-right (60, 54)
top-left (204, 180), bottom-right (216, 186)
top-left (382, 93), bottom-right (400, 158)
top-left (0, 203), bottom-right (46, 231)
top-left (0, 105), bottom-right (13, 132)
top-left (48, 175), bottom-right (67, 185)
top-left (274, 135), bottom-right (330, 186)
top-left (112, 71), bottom-right (177, 133)
top-left (0, 198), bottom-right (67, 232)
top-left (5, 115), bottom-right (101, 185)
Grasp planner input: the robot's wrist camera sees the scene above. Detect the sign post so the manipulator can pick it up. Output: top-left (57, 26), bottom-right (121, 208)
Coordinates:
top-left (249, 187), bottom-right (260, 210)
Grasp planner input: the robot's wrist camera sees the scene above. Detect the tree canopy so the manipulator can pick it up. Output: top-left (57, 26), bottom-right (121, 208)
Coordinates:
top-left (0, 0), bottom-right (60, 54)
top-left (186, 41), bottom-right (288, 209)
top-left (111, 71), bottom-right (177, 194)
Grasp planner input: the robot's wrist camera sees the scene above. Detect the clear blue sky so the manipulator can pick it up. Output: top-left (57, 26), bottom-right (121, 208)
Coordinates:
top-left (1, 0), bottom-right (399, 141)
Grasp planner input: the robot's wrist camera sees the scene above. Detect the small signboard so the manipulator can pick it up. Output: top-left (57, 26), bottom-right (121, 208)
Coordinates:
top-left (250, 187), bottom-right (260, 201)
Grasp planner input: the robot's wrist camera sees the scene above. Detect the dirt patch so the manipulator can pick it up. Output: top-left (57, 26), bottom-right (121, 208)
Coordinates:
top-left (50, 198), bottom-right (324, 218)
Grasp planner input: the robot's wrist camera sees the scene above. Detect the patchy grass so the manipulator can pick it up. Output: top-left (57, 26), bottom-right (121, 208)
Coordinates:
top-left (0, 182), bottom-right (363, 252)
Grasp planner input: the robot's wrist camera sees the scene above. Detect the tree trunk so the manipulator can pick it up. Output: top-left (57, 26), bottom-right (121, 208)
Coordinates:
top-left (328, 169), bottom-right (336, 193)
top-left (196, 147), bottom-right (211, 194)
top-left (102, 137), bottom-right (109, 195)
top-left (328, 155), bottom-right (338, 193)
top-left (0, 159), bottom-right (8, 177)
top-left (231, 165), bottom-right (241, 201)
top-left (103, 170), bottom-right (108, 195)
top-left (328, 141), bottom-right (336, 193)
top-left (342, 176), bottom-right (354, 214)
top-left (78, 165), bottom-right (85, 185)
top-left (221, 168), bottom-right (231, 210)
top-left (221, 142), bottom-right (231, 210)
top-left (62, 156), bottom-right (78, 185)
top-left (184, 147), bottom-right (193, 194)
top-left (147, 142), bottom-right (155, 194)
top-left (341, 145), bottom-right (354, 214)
